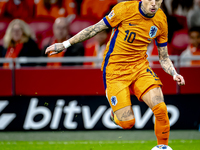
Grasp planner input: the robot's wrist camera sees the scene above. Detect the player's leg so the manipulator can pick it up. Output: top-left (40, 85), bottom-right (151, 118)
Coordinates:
top-left (107, 87), bottom-right (135, 129)
top-left (142, 86), bottom-right (164, 109)
top-left (131, 65), bottom-right (169, 145)
top-left (142, 86), bottom-right (170, 145)
top-left (112, 106), bottom-right (135, 129)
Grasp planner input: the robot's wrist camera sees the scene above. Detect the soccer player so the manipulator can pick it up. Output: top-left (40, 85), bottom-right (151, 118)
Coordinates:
top-left (45, 0), bottom-right (185, 147)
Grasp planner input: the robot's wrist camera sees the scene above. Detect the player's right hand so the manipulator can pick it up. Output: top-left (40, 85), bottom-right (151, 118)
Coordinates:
top-left (45, 43), bottom-right (65, 56)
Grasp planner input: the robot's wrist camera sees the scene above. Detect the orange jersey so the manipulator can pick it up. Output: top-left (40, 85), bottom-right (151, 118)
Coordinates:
top-left (101, 1), bottom-right (168, 74)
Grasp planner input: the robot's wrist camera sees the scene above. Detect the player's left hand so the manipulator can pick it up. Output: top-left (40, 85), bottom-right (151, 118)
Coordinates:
top-left (173, 74), bottom-right (185, 86)
top-left (45, 43), bottom-right (65, 56)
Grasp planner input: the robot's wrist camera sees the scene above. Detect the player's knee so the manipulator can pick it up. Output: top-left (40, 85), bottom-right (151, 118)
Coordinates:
top-left (152, 102), bottom-right (169, 122)
top-left (118, 118), bottom-right (135, 130)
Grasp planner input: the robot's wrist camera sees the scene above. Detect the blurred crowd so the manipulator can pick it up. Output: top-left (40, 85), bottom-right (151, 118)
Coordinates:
top-left (0, 0), bottom-right (199, 68)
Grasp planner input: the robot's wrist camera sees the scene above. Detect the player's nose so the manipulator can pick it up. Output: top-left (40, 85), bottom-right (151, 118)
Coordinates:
top-left (151, 0), bottom-right (156, 5)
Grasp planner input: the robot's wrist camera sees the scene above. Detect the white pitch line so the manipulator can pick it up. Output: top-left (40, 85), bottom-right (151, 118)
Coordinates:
top-left (36, 142), bottom-right (44, 145)
top-left (0, 140), bottom-right (195, 145)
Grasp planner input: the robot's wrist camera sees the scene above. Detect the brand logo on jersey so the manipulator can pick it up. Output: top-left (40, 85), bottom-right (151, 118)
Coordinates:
top-left (149, 26), bottom-right (158, 38)
top-left (111, 96), bottom-right (117, 106)
top-left (162, 130), bottom-right (169, 134)
top-left (108, 10), bottom-right (115, 19)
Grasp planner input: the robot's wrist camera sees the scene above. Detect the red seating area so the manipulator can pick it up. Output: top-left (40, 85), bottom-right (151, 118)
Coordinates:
top-left (171, 29), bottom-right (189, 55)
top-left (28, 18), bottom-right (54, 50)
top-left (69, 16), bottom-right (97, 46)
top-left (28, 18), bottom-right (54, 40)
top-left (169, 15), bottom-right (189, 55)
top-left (0, 18), bottom-right (11, 45)
top-left (0, 1), bottom-right (195, 56)
top-left (170, 15), bottom-right (190, 55)
top-left (69, 16), bottom-right (97, 36)
top-left (0, 16), bottom-right (98, 50)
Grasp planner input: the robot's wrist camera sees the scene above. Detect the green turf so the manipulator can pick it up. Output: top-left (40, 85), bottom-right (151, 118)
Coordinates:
top-left (1, 130), bottom-right (200, 141)
top-left (0, 140), bottom-right (200, 150)
top-left (0, 131), bottom-right (199, 149)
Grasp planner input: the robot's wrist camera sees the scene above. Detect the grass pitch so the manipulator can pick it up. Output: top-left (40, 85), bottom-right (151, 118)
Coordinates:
top-left (1, 140), bottom-right (200, 150)
top-left (0, 130), bottom-right (200, 150)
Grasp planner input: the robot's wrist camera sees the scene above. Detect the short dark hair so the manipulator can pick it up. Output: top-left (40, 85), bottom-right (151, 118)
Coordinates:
top-left (189, 26), bottom-right (200, 34)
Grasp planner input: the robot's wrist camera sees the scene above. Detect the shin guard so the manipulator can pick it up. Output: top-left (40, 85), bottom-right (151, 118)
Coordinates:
top-left (152, 102), bottom-right (170, 145)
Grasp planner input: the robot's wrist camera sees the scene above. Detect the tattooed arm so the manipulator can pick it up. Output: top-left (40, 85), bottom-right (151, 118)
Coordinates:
top-left (45, 19), bottom-right (108, 55)
top-left (69, 20), bottom-right (108, 45)
top-left (158, 46), bottom-right (177, 76)
top-left (158, 45), bottom-right (185, 86)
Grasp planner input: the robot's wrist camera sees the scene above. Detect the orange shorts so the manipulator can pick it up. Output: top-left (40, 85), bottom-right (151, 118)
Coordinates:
top-left (105, 62), bottom-right (162, 112)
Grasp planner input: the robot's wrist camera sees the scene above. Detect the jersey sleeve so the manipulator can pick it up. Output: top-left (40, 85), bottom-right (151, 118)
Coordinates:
top-left (156, 16), bottom-right (168, 47)
top-left (103, 2), bottom-right (126, 28)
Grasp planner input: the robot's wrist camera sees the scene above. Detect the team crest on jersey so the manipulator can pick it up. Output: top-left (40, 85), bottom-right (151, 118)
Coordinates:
top-left (149, 26), bottom-right (158, 38)
top-left (111, 96), bottom-right (117, 106)
top-left (108, 10), bottom-right (115, 19)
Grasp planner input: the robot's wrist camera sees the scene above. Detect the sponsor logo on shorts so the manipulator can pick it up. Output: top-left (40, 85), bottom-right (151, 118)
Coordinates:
top-left (111, 96), bottom-right (117, 106)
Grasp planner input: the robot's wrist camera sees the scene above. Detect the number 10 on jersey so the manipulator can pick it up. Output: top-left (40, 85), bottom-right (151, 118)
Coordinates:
top-left (124, 30), bottom-right (136, 43)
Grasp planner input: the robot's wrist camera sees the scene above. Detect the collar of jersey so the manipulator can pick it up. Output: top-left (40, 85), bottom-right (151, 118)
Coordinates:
top-left (139, 1), bottom-right (155, 19)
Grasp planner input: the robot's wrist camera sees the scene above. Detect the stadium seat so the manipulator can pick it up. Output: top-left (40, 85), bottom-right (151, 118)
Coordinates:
top-left (69, 16), bottom-right (97, 36)
top-left (0, 38), bottom-right (3, 46)
top-left (69, 16), bottom-right (97, 47)
top-left (173, 15), bottom-right (188, 30)
top-left (0, 18), bottom-right (11, 40)
top-left (39, 35), bottom-right (52, 50)
top-left (28, 17), bottom-right (54, 45)
top-left (171, 29), bottom-right (189, 55)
